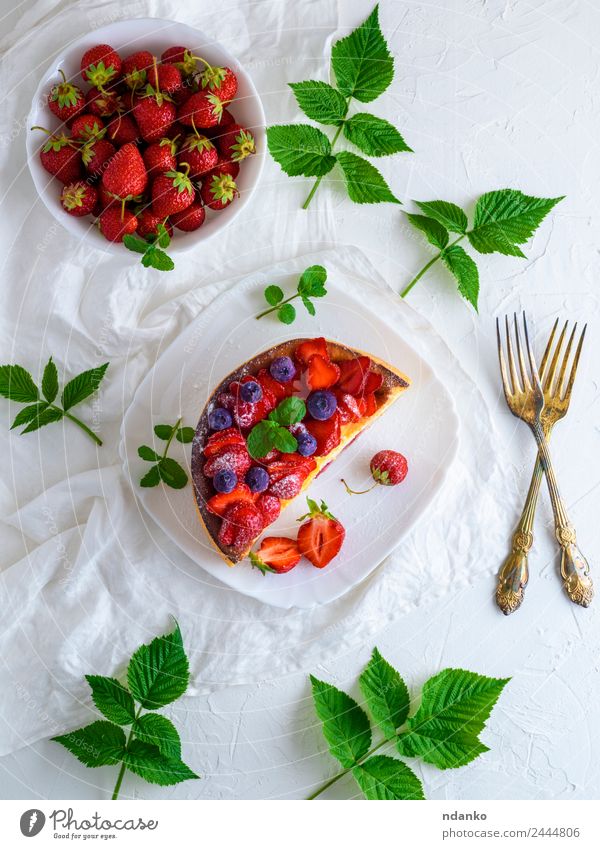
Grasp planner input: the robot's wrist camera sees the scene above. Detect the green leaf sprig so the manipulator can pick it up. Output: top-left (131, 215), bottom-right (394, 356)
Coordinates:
top-left (138, 418), bottom-right (194, 489)
top-left (256, 265), bottom-right (327, 324)
top-left (402, 189), bottom-right (564, 310)
top-left (52, 622), bottom-right (198, 800)
top-left (247, 396), bottom-right (306, 459)
top-left (308, 648), bottom-right (509, 800)
top-left (0, 358), bottom-right (108, 445)
top-left (267, 5), bottom-right (411, 209)
top-left (124, 221), bottom-right (175, 272)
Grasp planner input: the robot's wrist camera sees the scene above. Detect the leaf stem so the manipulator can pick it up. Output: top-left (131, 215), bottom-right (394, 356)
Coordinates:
top-left (256, 293), bottom-right (299, 320)
top-left (52, 406), bottom-right (103, 446)
top-left (163, 417), bottom-right (182, 458)
top-left (307, 737), bottom-right (390, 800)
top-left (400, 234), bottom-right (465, 298)
top-left (111, 706), bottom-right (143, 800)
top-left (302, 100), bottom-right (350, 210)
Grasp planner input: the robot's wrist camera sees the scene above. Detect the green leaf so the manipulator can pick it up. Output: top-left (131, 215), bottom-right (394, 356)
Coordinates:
top-left (154, 424), bottom-right (174, 440)
top-left (302, 297), bottom-right (316, 316)
top-left (20, 406), bottom-right (63, 434)
top-left (352, 756), bottom-right (425, 800)
top-left (335, 151), bottom-right (400, 204)
top-left (467, 189), bottom-right (564, 257)
top-left (267, 124), bottom-right (336, 177)
top-left (406, 214), bottom-right (449, 250)
top-left (134, 713), bottom-right (181, 759)
top-left (359, 648), bottom-right (410, 739)
top-left (123, 740), bottom-right (198, 786)
top-left (297, 264), bottom-right (327, 297)
top-left (140, 465), bottom-right (161, 487)
top-left (41, 357), bottom-right (58, 403)
top-left (415, 200), bottom-right (468, 234)
top-left (156, 223), bottom-right (171, 249)
top-left (396, 668), bottom-right (510, 769)
top-left (269, 396), bottom-right (306, 426)
top-left (247, 420), bottom-right (278, 459)
top-left (85, 675), bottom-right (136, 725)
top-left (158, 457), bottom-right (188, 489)
top-left (441, 245), bottom-right (480, 311)
top-left (52, 720), bottom-right (126, 767)
top-left (271, 427), bottom-right (298, 453)
top-left (127, 622), bottom-right (190, 709)
top-left (331, 5), bottom-right (394, 103)
top-left (0, 365), bottom-right (39, 402)
top-left (61, 363), bottom-right (109, 411)
top-left (123, 234), bottom-right (149, 254)
top-left (278, 303), bottom-right (296, 324)
top-left (343, 113), bottom-right (412, 157)
top-left (176, 426), bottom-right (195, 444)
top-left (289, 80), bottom-right (348, 125)
top-left (143, 247), bottom-right (175, 272)
top-left (310, 675), bottom-right (371, 768)
top-left (10, 401), bottom-right (48, 429)
top-left (138, 445), bottom-right (160, 461)
top-left (264, 285), bottom-right (284, 306)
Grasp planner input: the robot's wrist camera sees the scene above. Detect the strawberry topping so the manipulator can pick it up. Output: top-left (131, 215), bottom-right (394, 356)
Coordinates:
top-left (203, 427), bottom-right (245, 458)
top-left (294, 337), bottom-right (328, 365)
top-left (306, 354), bottom-right (341, 390)
top-left (203, 445), bottom-right (252, 478)
top-left (304, 412), bottom-right (341, 456)
top-left (206, 483), bottom-right (254, 517)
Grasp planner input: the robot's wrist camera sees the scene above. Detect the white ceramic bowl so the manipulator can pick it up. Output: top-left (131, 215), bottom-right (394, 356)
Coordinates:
top-left (26, 18), bottom-right (265, 256)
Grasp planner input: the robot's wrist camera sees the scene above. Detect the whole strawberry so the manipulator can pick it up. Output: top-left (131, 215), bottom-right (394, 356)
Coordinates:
top-left (205, 157), bottom-right (240, 182)
top-left (143, 137), bottom-right (178, 179)
top-left (178, 133), bottom-right (218, 178)
top-left (86, 86), bottom-right (123, 117)
top-left (97, 183), bottom-right (118, 210)
top-left (105, 114), bottom-right (138, 146)
top-left (151, 165), bottom-right (195, 217)
top-left (161, 46), bottom-right (197, 76)
top-left (133, 88), bottom-right (176, 142)
top-left (217, 124), bottom-right (256, 163)
top-left (70, 114), bottom-right (105, 141)
top-left (60, 181), bottom-right (97, 216)
top-left (48, 70), bottom-right (85, 122)
top-left (80, 44), bottom-right (122, 87)
top-left (177, 92), bottom-right (224, 129)
top-left (136, 208), bottom-right (173, 239)
top-left (33, 129), bottom-right (82, 183)
top-left (81, 138), bottom-right (115, 177)
top-left (199, 64), bottom-right (237, 102)
top-left (121, 50), bottom-right (155, 89)
top-left (98, 206), bottom-right (137, 242)
top-left (342, 449), bottom-right (408, 495)
top-left (170, 202), bottom-right (205, 231)
top-left (101, 142), bottom-right (148, 200)
top-left (200, 172), bottom-right (238, 210)
top-left (296, 498), bottom-right (345, 568)
top-left (148, 63), bottom-right (182, 96)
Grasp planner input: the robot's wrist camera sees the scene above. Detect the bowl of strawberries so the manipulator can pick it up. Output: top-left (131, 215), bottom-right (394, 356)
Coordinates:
top-left (26, 18), bottom-right (265, 269)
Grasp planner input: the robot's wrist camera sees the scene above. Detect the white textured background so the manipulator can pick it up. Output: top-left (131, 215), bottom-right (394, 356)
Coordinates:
top-left (1, 0), bottom-right (600, 800)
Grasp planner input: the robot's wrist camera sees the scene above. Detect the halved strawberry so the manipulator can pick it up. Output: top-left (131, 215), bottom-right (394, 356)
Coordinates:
top-left (224, 501), bottom-right (264, 554)
top-left (364, 370), bottom-right (383, 394)
top-left (256, 492), bottom-right (281, 524)
top-left (206, 483), bottom-right (254, 517)
top-left (305, 412), bottom-right (341, 456)
top-left (357, 393), bottom-right (378, 417)
top-left (335, 392), bottom-right (361, 424)
top-left (253, 537), bottom-right (301, 573)
top-left (296, 498), bottom-right (345, 568)
top-left (203, 427), bottom-right (245, 458)
top-left (203, 445), bottom-right (252, 478)
top-left (335, 356), bottom-right (371, 396)
top-left (294, 337), bottom-right (328, 366)
top-left (306, 354), bottom-right (341, 390)
top-left (257, 368), bottom-right (295, 402)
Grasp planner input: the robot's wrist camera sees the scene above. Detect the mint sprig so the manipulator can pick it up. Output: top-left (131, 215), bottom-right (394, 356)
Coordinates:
top-left (267, 5), bottom-right (411, 209)
top-left (52, 622), bottom-right (198, 800)
top-left (256, 265), bottom-right (327, 323)
top-left (124, 222), bottom-right (175, 272)
top-left (308, 648), bottom-right (509, 800)
top-left (402, 189), bottom-right (564, 310)
top-left (0, 358), bottom-right (108, 445)
top-left (138, 418), bottom-right (192, 489)
top-left (247, 397), bottom-right (306, 459)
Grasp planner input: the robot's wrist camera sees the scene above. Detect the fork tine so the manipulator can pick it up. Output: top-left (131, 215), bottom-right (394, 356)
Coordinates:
top-left (543, 320), bottom-right (568, 393)
top-left (562, 324), bottom-right (587, 402)
top-left (505, 315), bottom-right (520, 393)
top-left (540, 317), bottom-right (559, 380)
top-left (556, 322), bottom-right (577, 398)
top-left (514, 312), bottom-right (531, 390)
top-left (522, 311), bottom-right (542, 391)
top-left (496, 317), bottom-right (513, 400)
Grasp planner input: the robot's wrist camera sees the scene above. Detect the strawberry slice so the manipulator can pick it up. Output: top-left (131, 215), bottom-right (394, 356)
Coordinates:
top-left (294, 337), bottom-right (328, 365)
top-left (266, 453), bottom-right (316, 500)
top-left (297, 498), bottom-right (345, 568)
top-left (306, 354), bottom-right (341, 390)
top-left (229, 377), bottom-right (277, 430)
top-left (256, 493), bottom-right (281, 524)
top-left (257, 368), bottom-right (295, 402)
top-left (224, 501), bottom-right (264, 554)
top-left (203, 445), bottom-right (252, 478)
top-left (305, 412), bottom-right (341, 456)
top-left (335, 391), bottom-right (361, 424)
top-left (218, 517), bottom-right (236, 546)
top-left (335, 356), bottom-right (371, 396)
top-left (364, 370), bottom-right (383, 394)
top-left (268, 472), bottom-right (304, 500)
top-left (206, 483), bottom-right (254, 517)
top-left (203, 427), bottom-right (245, 458)
top-left (252, 537), bottom-right (301, 573)
top-left (357, 393), bottom-right (378, 417)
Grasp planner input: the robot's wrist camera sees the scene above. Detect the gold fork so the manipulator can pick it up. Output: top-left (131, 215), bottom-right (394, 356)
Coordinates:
top-left (496, 313), bottom-right (593, 609)
top-left (496, 319), bottom-right (587, 614)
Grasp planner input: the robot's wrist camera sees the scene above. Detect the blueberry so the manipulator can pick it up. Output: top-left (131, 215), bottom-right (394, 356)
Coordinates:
top-left (296, 431), bottom-right (317, 457)
top-left (245, 466), bottom-right (270, 493)
top-left (208, 407), bottom-right (232, 431)
top-left (213, 469), bottom-right (237, 493)
top-left (270, 356), bottom-right (295, 383)
top-left (240, 380), bottom-right (262, 403)
top-left (307, 390), bottom-right (337, 421)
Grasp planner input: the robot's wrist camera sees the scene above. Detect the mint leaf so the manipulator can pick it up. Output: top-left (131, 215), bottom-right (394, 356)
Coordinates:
top-left (278, 303), bottom-right (296, 324)
top-left (264, 285), bottom-right (284, 305)
top-left (441, 245), bottom-right (480, 310)
top-left (52, 720), bottom-right (126, 767)
top-left (158, 457), bottom-right (188, 489)
top-left (0, 365), bottom-right (39, 402)
top-left (396, 669), bottom-right (510, 769)
top-left (359, 648), bottom-right (410, 739)
top-left (269, 396), bottom-right (306, 426)
top-left (127, 622), bottom-right (189, 709)
top-left (85, 675), bottom-right (136, 725)
top-left (61, 363), bottom-right (108, 411)
top-left (310, 675), bottom-right (371, 768)
top-left (267, 125), bottom-right (336, 177)
top-left (176, 426), bottom-right (195, 444)
top-left (331, 5), bottom-right (394, 103)
top-left (406, 214), bottom-right (449, 250)
top-left (271, 427), bottom-right (297, 453)
top-left (41, 357), bottom-right (58, 403)
top-left (156, 223), bottom-right (171, 249)
top-left (123, 234), bottom-right (149, 254)
top-left (297, 264), bottom-right (327, 297)
top-left (123, 740), bottom-right (198, 786)
top-left (344, 113), bottom-right (412, 156)
top-left (414, 200), bottom-right (468, 234)
top-left (140, 465), bottom-right (161, 487)
top-left (21, 406), bottom-right (63, 433)
top-left (302, 297), bottom-right (316, 316)
top-left (138, 445), bottom-right (160, 461)
top-left (336, 151), bottom-right (399, 204)
top-left (467, 189), bottom-right (564, 257)
top-left (353, 755), bottom-right (425, 800)
top-left (134, 713), bottom-right (181, 759)
top-left (10, 401), bottom-right (48, 429)
top-left (154, 424), bottom-right (174, 440)
top-left (143, 247), bottom-right (175, 272)
top-left (289, 81), bottom-right (348, 125)
top-left (247, 420), bottom-right (278, 459)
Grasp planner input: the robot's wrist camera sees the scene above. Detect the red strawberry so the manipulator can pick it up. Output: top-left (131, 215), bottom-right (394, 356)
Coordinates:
top-left (143, 137), bottom-right (178, 179)
top-left (122, 50), bottom-right (155, 89)
top-left (105, 114), bottom-right (138, 146)
top-left (81, 138), bottom-right (115, 177)
top-left (148, 63), bottom-right (182, 95)
top-left (256, 493), bottom-right (281, 525)
top-left (86, 86), bottom-right (123, 117)
top-left (203, 445), bottom-right (252, 478)
top-left (133, 91), bottom-right (176, 142)
top-left (102, 143), bottom-right (147, 200)
top-left (266, 454), bottom-right (316, 499)
top-left (204, 156), bottom-right (240, 182)
top-left (223, 501), bottom-right (264, 554)
top-left (98, 206), bottom-right (137, 242)
top-left (161, 46), bottom-right (197, 76)
top-left (70, 113), bottom-right (105, 141)
top-left (305, 412), bottom-right (341, 456)
top-left (256, 368), bottom-right (295, 402)
top-left (356, 393), bottom-right (377, 417)
top-left (206, 483), bottom-right (254, 517)
top-left (97, 182), bottom-right (118, 210)
top-left (151, 166), bottom-right (195, 217)
top-left (217, 124), bottom-right (256, 163)
top-left (297, 499), bottom-right (345, 568)
top-left (335, 391), bottom-right (361, 424)
top-left (295, 337), bottom-right (328, 366)
top-left (228, 377), bottom-right (276, 430)
top-left (203, 427), bottom-right (245, 458)
top-left (364, 371), bottom-right (384, 394)
top-left (342, 449), bottom-right (408, 496)
top-left (48, 70), bottom-right (85, 122)
top-left (170, 202), bottom-right (205, 232)
top-left (136, 209), bottom-right (173, 239)
top-left (80, 44), bottom-right (122, 87)
top-left (178, 91), bottom-right (224, 128)
top-left (34, 131), bottom-right (81, 183)
top-left (336, 356), bottom-right (371, 396)
top-left (178, 133), bottom-right (218, 178)
top-left (306, 354), bottom-right (341, 390)
top-left (60, 181), bottom-right (97, 216)
top-left (206, 109), bottom-right (236, 135)
top-left (200, 172), bottom-right (238, 210)
top-left (251, 537), bottom-right (301, 574)
top-left (199, 64), bottom-right (238, 102)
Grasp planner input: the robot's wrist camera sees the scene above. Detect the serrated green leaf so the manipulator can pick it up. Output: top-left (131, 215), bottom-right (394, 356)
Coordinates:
top-left (278, 303), bottom-right (296, 324)
top-left (138, 445), bottom-right (160, 461)
top-left (264, 284), bottom-right (284, 305)
top-left (289, 80), bottom-right (348, 125)
top-left (20, 406), bottom-right (63, 434)
top-left (10, 402), bottom-right (48, 429)
top-left (157, 223), bottom-right (171, 249)
top-left (271, 427), bottom-right (297, 453)
top-left (302, 297), bottom-right (316, 316)
top-left (61, 363), bottom-right (108, 411)
top-left (359, 648), bottom-right (410, 739)
top-left (123, 740), bottom-right (198, 786)
top-left (267, 124), bottom-right (336, 177)
top-left (145, 247), bottom-right (175, 272)
top-left (154, 424), bottom-right (174, 440)
top-left (467, 189), bottom-right (564, 257)
top-left (127, 622), bottom-right (190, 709)
top-left (176, 426), bottom-right (195, 444)
top-left (396, 668), bottom-right (510, 769)
top-left (269, 396), bottom-right (306, 426)
top-left (297, 265), bottom-right (327, 297)
top-left (52, 720), bottom-right (126, 767)
top-left (344, 113), bottom-right (412, 157)
top-left (134, 713), bottom-right (181, 759)
top-left (0, 365), bottom-right (39, 402)
top-left (336, 151), bottom-right (400, 204)
top-left (247, 420), bottom-right (278, 459)
top-left (85, 675), bottom-right (136, 725)
top-left (331, 5), bottom-right (394, 103)
top-left (406, 213), bottom-right (449, 250)
top-left (140, 465), bottom-right (161, 487)
top-left (441, 245), bottom-right (480, 311)
top-left (41, 358), bottom-right (58, 403)
top-left (158, 457), bottom-right (188, 489)
top-left (123, 234), bottom-right (149, 254)
top-left (415, 200), bottom-right (468, 234)
top-left (353, 755), bottom-right (425, 800)
top-left (310, 675), bottom-right (371, 768)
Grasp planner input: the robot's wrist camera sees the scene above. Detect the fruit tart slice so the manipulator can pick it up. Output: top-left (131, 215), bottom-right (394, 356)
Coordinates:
top-left (191, 338), bottom-right (410, 565)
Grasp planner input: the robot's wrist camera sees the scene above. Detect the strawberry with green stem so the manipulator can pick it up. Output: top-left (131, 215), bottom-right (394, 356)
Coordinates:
top-left (152, 163), bottom-right (195, 218)
top-left (200, 171), bottom-right (238, 210)
top-left (32, 126), bottom-right (82, 183)
top-left (217, 124), bottom-right (256, 163)
top-left (80, 43), bottom-right (122, 89)
top-left (161, 46), bottom-right (237, 100)
top-left (47, 69), bottom-right (85, 122)
top-left (342, 449), bottom-right (408, 494)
